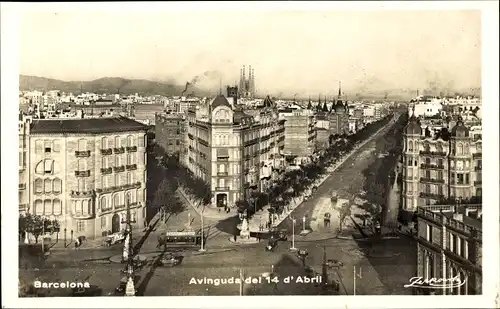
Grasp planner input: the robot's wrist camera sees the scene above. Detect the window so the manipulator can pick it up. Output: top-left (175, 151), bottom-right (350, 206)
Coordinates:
top-left (457, 144), bottom-right (463, 155)
top-left (115, 136), bottom-right (121, 148)
top-left (77, 178), bottom-right (86, 192)
top-left (53, 199), bottom-right (62, 215)
top-left (452, 234), bottom-right (457, 253)
top-left (115, 174), bottom-right (120, 187)
top-left (127, 153), bottom-right (132, 165)
top-left (426, 224), bottom-right (433, 242)
top-left (125, 191), bottom-right (132, 204)
top-left (44, 179), bottom-right (52, 193)
top-left (176, 140), bottom-right (180, 145)
top-left (44, 199), bottom-right (52, 215)
top-left (113, 194), bottom-right (120, 207)
top-left (77, 159), bottom-right (87, 171)
top-left (44, 140), bottom-right (52, 153)
top-left (44, 159), bottom-right (53, 174)
top-left (101, 137), bottom-right (108, 149)
top-left (53, 140), bottom-right (60, 152)
top-left (115, 155), bottom-right (121, 167)
top-left (477, 159), bottom-right (482, 169)
top-left (77, 139), bottom-right (87, 151)
top-left (102, 157), bottom-right (108, 169)
top-left (465, 174), bottom-right (470, 184)
top-left (127, 172), bottom-right (132, 184)
top-left (101, 216), bottom-right (107, 229)
top-left (34, 178), bottom-right (43, 193)
top-left (457, 174), bottom-right (464, 185)
top-left (463, 240), bottom-right (469, 259)
top-left (76, 220), bottom-right (85, 232)
top-left (34, 199), bottom-right (43, 215)
top-left (144, 171), bottom-right (147, 183)
top-left (136, 189), bottom-right (141, 203)
top-left (138, 135), bottom-right (145, 147)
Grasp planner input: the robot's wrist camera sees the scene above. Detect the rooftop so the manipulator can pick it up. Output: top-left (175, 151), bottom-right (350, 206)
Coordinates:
top-left (30, 117), bottom-right (148, 134)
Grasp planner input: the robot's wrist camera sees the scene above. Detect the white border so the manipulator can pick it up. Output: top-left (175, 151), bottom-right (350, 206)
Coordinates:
top-left (2, 2), bottom-right (498, 308)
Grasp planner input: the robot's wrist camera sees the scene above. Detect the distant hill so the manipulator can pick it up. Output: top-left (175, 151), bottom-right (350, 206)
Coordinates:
top-left (19, 75), bottom-right (212, 97)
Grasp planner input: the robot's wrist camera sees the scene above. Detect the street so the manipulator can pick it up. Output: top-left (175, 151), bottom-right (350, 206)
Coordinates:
top-left (19, 114), bottom-right (416, 296)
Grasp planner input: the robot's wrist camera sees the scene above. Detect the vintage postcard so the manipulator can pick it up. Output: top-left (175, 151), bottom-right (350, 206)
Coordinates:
top-left (1, 1), bottom-right (498, 308)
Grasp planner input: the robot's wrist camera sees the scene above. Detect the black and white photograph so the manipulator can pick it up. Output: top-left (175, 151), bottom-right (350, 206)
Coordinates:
top-left (1, 2), bottom-right (498, 308)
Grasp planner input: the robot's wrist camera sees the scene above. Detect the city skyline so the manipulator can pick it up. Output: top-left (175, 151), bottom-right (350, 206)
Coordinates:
top-left (19, 8), bottom-right (481, 97)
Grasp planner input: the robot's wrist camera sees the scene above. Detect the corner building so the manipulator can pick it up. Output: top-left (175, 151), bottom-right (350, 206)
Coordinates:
top-left (23, 117), bottom-right (148, 239)
top-left (185, 95), bottom-right (286, 209)
top-left (402, 115), bottom-right (482, 211)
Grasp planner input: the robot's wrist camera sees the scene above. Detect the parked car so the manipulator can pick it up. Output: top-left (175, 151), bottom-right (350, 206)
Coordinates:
top-left (154, 254), bottom-right (183, 267)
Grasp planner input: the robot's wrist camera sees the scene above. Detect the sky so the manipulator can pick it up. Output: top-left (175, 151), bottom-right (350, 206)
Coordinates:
top-left (19, 5), bottom-right (481, 97)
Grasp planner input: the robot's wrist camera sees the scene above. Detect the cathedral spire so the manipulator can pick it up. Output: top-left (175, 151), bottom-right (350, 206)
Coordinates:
top-left (338, 81), bottom-right (342, 99)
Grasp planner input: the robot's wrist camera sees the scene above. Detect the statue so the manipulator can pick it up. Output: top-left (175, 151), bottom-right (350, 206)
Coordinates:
top-left (239, 212), bottom-right (250, 240)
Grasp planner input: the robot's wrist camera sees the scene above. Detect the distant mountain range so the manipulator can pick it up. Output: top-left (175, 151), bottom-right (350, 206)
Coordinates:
top-left (20, 74), bottom-right (480, 101)
top-left (19, 75), bottom-right (213, 97)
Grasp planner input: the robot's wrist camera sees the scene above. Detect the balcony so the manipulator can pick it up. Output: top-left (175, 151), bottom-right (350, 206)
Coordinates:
top-left (113, 147), bottom-right (125, 154)
top-left (217, 172), bottom-right (228, 176)
top-left (100, 148), bottom-right (113, 155)
top-left (113, 166), bottom-right (125, 173)
top-left (420, 177), bottom-right (445, 184)
top-left (75, 170), bottom-right (91, 177)
top-left (420, 164), bottom-right (445, 170)
top-left (96, 182), bottom-right (142, 195)
top-left (472, 153), bottom-right (482, 159)
top-left (75, 150), bottom-right (91, 157)
top-left (419, 192), bottom-right (445, 200)
top-left (419, 151), bottom-right (447, 157)
top-left (19, 203), bottom-right (28, 212)
top-left (215, 186), bottom-right (230, 191)
top-left (101, 167), bottom-right (113, 175)
top-left (71, 212), bottom-right (94, 220)
top-left (70, 190), bottom-right (94, 198)
top-left (126, 164), bottom-right (137, 171)
top-left (19, 183), bottom-right (26, 190)
top-left (474, 180), bottom-right (482, 185)
top-left (474, 166), bottom-right (482, 171)
top-left (126, 146), bottom-right (138, 152)
top-left (188, 133), bottom-right (194, 140)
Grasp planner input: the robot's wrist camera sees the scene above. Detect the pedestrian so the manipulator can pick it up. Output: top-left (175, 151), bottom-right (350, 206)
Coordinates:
top-left (256, 234), bottom-right (261, 242)
top-left (234, 234), bottom-right (237, 242)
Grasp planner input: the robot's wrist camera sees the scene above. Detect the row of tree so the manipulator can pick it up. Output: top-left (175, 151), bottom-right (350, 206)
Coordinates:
top-left (236, 113), bottom-right (395, 220)
top-left (19, 213), bottom-right (61, 244)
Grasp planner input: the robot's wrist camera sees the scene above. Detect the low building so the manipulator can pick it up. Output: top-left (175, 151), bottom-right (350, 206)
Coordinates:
top-left (416, 204), bottom-right (482, 295)
top-left (19, 116), bottom-right (149, 239)
top-left (132, 104), bottom-right (165, 125)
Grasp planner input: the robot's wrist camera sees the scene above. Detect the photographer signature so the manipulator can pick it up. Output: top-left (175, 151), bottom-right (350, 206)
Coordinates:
top-left (404, 275), bottom-right (466, 289)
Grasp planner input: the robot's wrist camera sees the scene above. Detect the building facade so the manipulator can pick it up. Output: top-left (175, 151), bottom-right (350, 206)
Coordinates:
top-left (282, 109), bottom-right (316, 158)
top-left (155, 112), bottom-right (186, 156)
top-left (19, 116), bottom-right (148, 239)
top-left (402, 115), bottom-right (482, 211)
top-left (416, 204), bottom-right (482, 295)
top-left (184, 95), bottom-right (285, 209)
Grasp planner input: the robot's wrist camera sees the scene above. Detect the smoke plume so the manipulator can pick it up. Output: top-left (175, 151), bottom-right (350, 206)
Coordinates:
top-left (181, 70), bottom-right (224, 96)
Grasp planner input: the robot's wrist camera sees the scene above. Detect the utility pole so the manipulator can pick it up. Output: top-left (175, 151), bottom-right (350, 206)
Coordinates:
top-left (199, 197), bottom-right (207, 252)
top-left (353, 266), bottom-right (362, 295)
top-left (121, 196), bottom-right (136, 296)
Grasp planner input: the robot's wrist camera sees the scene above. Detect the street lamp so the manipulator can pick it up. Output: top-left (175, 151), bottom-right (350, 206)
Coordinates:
top-left (120, 196), bottom-right (136, 296)
top-left (290, 217), bottom-right (297, 251)
top-left (302, 216), bottom-right (306, 232)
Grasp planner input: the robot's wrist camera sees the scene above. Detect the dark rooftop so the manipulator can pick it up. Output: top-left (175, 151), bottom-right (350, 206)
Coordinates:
top-left (30, 117), bottom-right (148, 134)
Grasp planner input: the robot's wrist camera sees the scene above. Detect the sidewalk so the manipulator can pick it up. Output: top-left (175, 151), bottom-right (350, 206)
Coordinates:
top-left (177, 188), bottom-right (236, 220)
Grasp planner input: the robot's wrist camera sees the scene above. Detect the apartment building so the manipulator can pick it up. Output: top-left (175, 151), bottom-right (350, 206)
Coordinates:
top-left (329, 101), bottom-right (350, 136)
top-left (402, 113), bottom-right (482, 211)
top-left (184, 95), bottom-right (286, 209)
top-left (282, 109), bottom-right (316, 158)
top-left (19, 116), bottom-right (148, 239)
top-left (416, 204), bottom-right (482, 295)
top-left (155, 112), bottom-right (186, 156)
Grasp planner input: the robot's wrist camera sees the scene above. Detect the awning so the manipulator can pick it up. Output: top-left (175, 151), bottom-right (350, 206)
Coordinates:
top-left (216, 148), bottom-right (229, 158)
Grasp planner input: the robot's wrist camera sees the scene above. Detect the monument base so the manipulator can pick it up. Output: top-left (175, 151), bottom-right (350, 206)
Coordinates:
top-left (228, 236), bottom-right (259, 244)
top-left (299, 229), bottom-right (312, 236)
